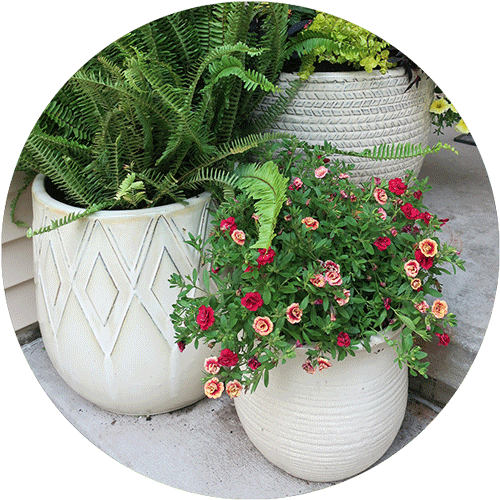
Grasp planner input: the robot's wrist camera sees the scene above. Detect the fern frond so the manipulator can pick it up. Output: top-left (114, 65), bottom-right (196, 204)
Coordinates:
top-left (235, 161), bottom-right (289, 249)
top-left (181, 167), bottom-right (240, 201)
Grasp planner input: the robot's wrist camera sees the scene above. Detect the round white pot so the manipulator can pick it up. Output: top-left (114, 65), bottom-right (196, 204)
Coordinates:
top-left (257, 68), bottom-right (434, 183)
top-left (31, 174), bottom-right (214, 415)
top-left (233, 330), bottom-right (408, 482)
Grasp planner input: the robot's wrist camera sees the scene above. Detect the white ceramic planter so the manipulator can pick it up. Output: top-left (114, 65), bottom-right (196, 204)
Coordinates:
top-left (233, 330), bottom-right (408, 482)
top-left (257, 68), bottom-right (434, 183)
top-left (32, 174), bottom-right (214, 415)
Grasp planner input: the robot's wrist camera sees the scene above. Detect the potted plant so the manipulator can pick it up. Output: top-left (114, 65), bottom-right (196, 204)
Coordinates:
top-left (11, 2), bottom-right (292, 415)
top-left (170, 137), bottom-right (465, 481)
top-left (255, 10), bottom-right (440, 182)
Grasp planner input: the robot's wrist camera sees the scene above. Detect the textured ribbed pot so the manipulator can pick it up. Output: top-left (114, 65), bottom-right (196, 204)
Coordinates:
top-left (257, 68), bottom-right (434, 183)
top-left (32, 174), bottom-right (214, 415)
top-left (233, 330), bottom-right (408, 482)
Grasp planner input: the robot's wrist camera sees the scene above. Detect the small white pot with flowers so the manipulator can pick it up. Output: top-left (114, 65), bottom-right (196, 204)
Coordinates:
top-left (170, 138), bottom-right (465, 482)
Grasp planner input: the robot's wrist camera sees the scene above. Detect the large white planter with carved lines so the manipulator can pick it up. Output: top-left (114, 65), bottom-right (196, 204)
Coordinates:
top-left (233, 329), bottom-right (408, 482)
top-left (32, 174), bottom-right (213, 415)
top-left (257, 68), bottom-right (435, 183)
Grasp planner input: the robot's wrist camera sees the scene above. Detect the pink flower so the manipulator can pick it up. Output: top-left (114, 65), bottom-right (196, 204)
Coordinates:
top-left (241, 292), bottom-right (264, 311)
top-left (286, 303), bottom-right (303, 324)
top-left (196, 305), bottom-right (215, 331)
top-left (226, 380), bottom-right (243, 398)
top-left (302, 217), bottom-right (319, 230)
top-left (337, 332), bottom-right (351, 347)
top-left (315, 166), bottom-right (329, 178)
top-left (335, 289), bottom-right (350, 306)
top-left (302, 360), bottom-right (316, 374)
top-left (204, 378), bottom-right (224, 399)
top-left (388, 178), bottom-right (407, 195)
top-left (220, 216), bottom-right (237, 234)
top-left (383, 297), bottom-right (392, 310)
top-left (248, 356), bottom-right (261, 371)
top-left (257, 248), bottom-right (275, 268)
top-left (339, 173), bottom-right (349, 179)
top-left (374, 188), bottom-right (388, 205)
top-left (204, 356), bottom-right (221, 375)
top-left (324, 267), bottom-right (342, 286)
top-left (253, 316), bottom-right (274, 336)
top-left (293, 177), bottom-right (303, 189)
top-left (373, 177), bottom-right (382, 186)
top-left (218, 348), bottom-right (239, 367)
top-left (318, 357), bottom-right (332, 370)
top-left (414, 300), bottom-right (430, 314)
top-left (310, 274), bottom-right (326, 288)
top-left (231, 229), bottom-right (246, 245)
top-left (390, 227), bottom-right (398, 237)
top-left (373, 236), bottom-right (391, 251)
top-left (404, 259), bottom-right (420, 278)
top-left (377, 207), bottom-right (387, 220)
top-left (284, 214), bottom-right (292, 221)
top-left (432, 299), bottom-right (448, 319)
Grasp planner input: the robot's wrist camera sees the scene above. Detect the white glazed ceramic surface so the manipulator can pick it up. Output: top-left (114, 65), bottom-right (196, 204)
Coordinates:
top-left (257, 68), bottom-right (434, 183)
top-left (234, 331), bottom-right (408, 482)
top-left (32, 174), bottom-right (214, 415)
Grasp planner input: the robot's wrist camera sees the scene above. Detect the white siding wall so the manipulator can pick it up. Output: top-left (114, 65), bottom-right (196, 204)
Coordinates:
top-left (2, 172), bottom-right (37, 331)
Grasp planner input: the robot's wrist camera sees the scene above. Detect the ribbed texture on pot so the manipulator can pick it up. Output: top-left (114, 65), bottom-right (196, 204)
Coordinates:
top-left (256, 68), bottom-right (434, 183)
top-left (31, 174), bottom-right (214, 415)
top-left (234, 335), bottom-right (408, 482)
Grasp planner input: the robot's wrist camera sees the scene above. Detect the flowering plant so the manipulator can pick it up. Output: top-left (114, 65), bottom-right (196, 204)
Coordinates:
top-left (430, 93), bottom-right (469, 136)
top-left (170, 138), bottom-right (465, 399)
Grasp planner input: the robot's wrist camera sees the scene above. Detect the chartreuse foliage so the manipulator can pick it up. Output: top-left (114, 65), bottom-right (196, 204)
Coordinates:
top-left (170, 137), bottom-right (465, 395)
top-left (14, 2), bottom-right (295, 235)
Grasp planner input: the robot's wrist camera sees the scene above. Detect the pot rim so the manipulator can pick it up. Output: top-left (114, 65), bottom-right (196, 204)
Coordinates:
top-left (32, 173), bottom-right (212, 220)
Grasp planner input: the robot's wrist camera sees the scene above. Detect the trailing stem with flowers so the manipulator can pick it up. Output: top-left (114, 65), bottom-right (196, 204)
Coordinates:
top-left (170, 138), bottom-right (465, 399)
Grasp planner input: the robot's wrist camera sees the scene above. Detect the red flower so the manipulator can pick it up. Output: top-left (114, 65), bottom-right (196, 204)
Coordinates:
top-left (418, 211), bottom-right (432, 225)
top-left (415, 249), bottom-right (434, 270)
top-left (220, 217), bottom-right (237, 234)
top-left (248, 356), bottom-right (261, 371)
top-left (383, 297), bottom-right (392, 310)
top-left (373, 236), bottom-right (391, 251)
top-left (218, 348), bottom-right (239, 367)
top-left (196, 305), bottom-right (215, 331)
top-left (241, 292), bottom-right (264, 311)
top-left (257, 247), bottom-right (276, 268)
top-left (388, 178), bottom-right (407, 195)
top-left (413, 190), bottom-right (423, 200)
top-left (337, 332), bottom-right (351, 347)
top-left (436, 332), bottom-right (450, 346)
top-left (439, 218), bottom-right (449, 226)
top-left (177, 341), bottom-right (186, 352)
top-left (401, 202), bottom-right (421, 220)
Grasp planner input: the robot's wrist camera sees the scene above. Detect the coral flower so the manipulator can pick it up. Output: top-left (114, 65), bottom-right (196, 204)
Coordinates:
top-left (432, 299), bottom-right (448, 319)
top-left (286, 303), bottom-right (303, 324)
top-left (253, 316), bottom-right (274, 336)
top-left (335, 289), bottom-right (350, 306)
top-left (374, 188), bottom-right (388, 205)
top-left (325, 269), bottom-right (342, 286)
top-left (302, 360), bottom-right (316, 374)
top-left (377, 207), bottom-right (387, 220)
top-left (318, 357), bottom-right (332, 370)
top-left (302, 217), bottom-right (319, 230)
top-left (315, 166), bottom-right (329, 178)
top-left (411, 278), bottom-right (423, 290)
top-left (310, 274), bottom-right (326, 288)
top-left (404, 259), bottom-right (420, 278)
top-left (231, 229), bottom-right (246, 245)
top-left (419, 238), bottom-right (438, 258)
top-left (226, 380), bottom-right (243, 398)
top-left (204, 378), bottom-right (224, 399)
top-left (414, 300), bottom-right (430, 314)
top-left (204, 356), bottom-right (221, 375)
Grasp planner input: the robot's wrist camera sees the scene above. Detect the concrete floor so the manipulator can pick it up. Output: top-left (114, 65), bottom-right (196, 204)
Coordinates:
top-left (12, 127), bottom-right (500, 498)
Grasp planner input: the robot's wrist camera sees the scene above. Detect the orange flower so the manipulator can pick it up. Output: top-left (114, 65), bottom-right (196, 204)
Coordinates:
top-left (302, 217), bottom-right (319, 230)
top-left (410, 278), bottom-right (422, 290)
top-left (432, 299), bottom-right (448, 319)
top-left (204, 377), bottom-right (224, 399)
top-left (226, 380), bottom-right (243, 398)
top-left (419, 238), bottom-right (438, 258)
top-left (231, 229), bottom-right (246, 246)
top-left (252, 316), bottom-right (274, 336)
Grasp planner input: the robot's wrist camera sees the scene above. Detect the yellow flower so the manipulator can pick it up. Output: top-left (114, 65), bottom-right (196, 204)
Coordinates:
top-left (429, 98), bottom-right (450, 115)
top-left (455, 119), bottom-right (469, 134)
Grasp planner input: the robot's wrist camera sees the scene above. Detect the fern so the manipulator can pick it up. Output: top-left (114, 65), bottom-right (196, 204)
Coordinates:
top-left (235, 161), bottom-right (289, 250)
